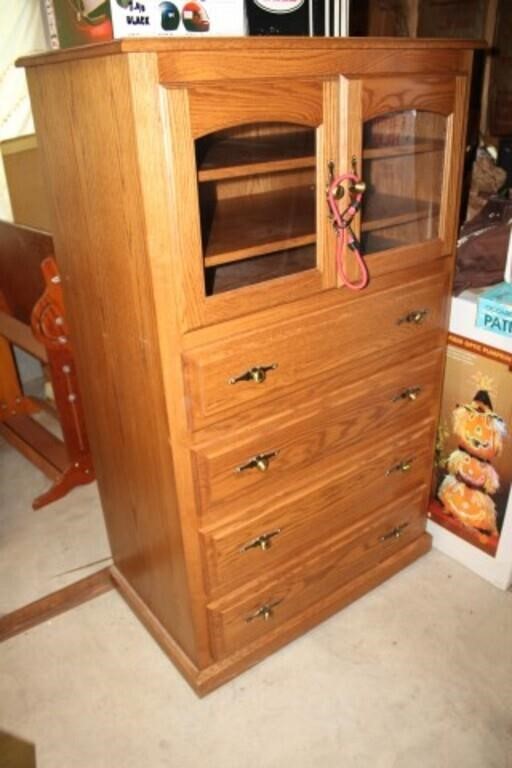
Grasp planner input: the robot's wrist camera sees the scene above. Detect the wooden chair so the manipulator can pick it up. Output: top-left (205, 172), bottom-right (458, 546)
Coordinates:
top-left (0, 219), bottom-right (94, 508)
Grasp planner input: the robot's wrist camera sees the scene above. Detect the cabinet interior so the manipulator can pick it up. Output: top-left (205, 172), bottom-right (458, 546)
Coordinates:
top-left (361, 110), bottom-right (447, 253)
top-left (195, 123), bottom-right (318, 296)
top-left (195, 111), bottom-right (447, 295)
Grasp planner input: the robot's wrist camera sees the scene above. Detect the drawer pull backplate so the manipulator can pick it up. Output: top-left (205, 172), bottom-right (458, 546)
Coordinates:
top-left (229, 364), bottom-right (278, 385)
top-left (240, 529), bottom-right (282, 553)
top-left (392, 386), bottom-right (422, 402)
top-left (380, 522), bottom-right (409, 542)
top-left (245, 599), bottom-right (283, 623)
top-left (397, 309), bottom-right (428, 326)
top-left (235, 450), bottom-right (279, 474)
top-left (386, 458), bottom-right (414, 476)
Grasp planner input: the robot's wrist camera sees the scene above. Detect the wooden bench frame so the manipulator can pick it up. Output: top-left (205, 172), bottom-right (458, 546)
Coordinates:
top-left (0, 220), bottom-right (94, 508)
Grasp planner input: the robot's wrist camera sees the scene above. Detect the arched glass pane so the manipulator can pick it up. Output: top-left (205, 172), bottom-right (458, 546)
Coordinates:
top-left (195, 122), bottom-right (317, 296)
top-left (362, 110), bottom-right (447, 254)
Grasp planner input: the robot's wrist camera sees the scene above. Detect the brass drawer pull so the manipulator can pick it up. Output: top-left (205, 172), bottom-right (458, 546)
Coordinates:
top-left (386, 458), bottom-right (413, 476)
top-left (235, 450), bottom-right (279, 474)
top-left (240, 529), bottom-right (282, 553)
top-left (397, 309), bottom-right (428, 326)
top-left (392, 386), bottom-right (422, 402)
top-left (380, 522), bottom-right (409, 542)
top-left (228, 364), bottom-right (278, 385)
top-left (245, 599), bottom-right (283, 623)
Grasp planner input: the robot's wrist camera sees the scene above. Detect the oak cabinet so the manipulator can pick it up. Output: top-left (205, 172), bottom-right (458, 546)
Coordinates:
top-left (20, 38), bottom-right (479, 695)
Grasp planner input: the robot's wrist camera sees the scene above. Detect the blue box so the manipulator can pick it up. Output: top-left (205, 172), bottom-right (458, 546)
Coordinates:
top-left (476, 282), bottom-right (512, 338)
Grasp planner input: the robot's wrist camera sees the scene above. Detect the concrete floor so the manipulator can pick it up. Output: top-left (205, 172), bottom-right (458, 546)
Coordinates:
top-left (1, 433), bottom-right (512, 768)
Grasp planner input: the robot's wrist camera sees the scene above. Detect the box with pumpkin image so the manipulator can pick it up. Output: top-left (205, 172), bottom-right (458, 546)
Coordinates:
top-left (429, 334), bottom-right (512, 558)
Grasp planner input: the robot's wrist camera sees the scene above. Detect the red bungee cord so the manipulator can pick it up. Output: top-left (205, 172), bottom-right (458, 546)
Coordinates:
top-left (326, 171), bottom-right (369, 291)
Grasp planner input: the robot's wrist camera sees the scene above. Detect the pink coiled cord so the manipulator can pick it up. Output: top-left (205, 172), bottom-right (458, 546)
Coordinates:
top-left (326, 171), bottom-right (369, 291)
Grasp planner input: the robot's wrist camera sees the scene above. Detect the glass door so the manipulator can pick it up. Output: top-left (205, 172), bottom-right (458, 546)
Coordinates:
top-left (340, 75), bottom-right (468, 283)
top-left (362, 110), bottom-right (447, 254)
top-left (196, 122), bottom-right (317, 296)
top-left (163, 79), bottom-right (338, 330)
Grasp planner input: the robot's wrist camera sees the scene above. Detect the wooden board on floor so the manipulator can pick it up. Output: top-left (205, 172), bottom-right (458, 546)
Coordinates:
top-left (0, 567), bottom-right (113, 643)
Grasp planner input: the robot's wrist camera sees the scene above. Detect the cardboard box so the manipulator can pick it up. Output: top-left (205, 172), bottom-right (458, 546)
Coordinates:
top-left (45, 0), bottom-right (245, 47)
top-left (110, 0), bottom-right (246, 38)
top-left (476, 282), bottom-right (512, 339)
top-left (428, 289), bottom-right (512, 590)
top-left (49, 1), bottom-right (114, 48)
top-left (0, 135), bottom-right (51, 232)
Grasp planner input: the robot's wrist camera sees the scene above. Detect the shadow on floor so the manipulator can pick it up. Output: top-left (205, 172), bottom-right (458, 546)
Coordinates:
top-left (0, 730), bottom-right (36, 767)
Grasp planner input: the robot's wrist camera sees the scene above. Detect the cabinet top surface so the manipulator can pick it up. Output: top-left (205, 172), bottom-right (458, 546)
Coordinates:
top-left (18, 36), bottom-right (485, 68)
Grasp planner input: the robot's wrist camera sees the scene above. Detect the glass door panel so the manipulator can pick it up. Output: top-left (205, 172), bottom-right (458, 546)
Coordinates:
top-left (361, 110), bottom-right (447, 254)
top-left (195, 123), bottom-right (317, 296)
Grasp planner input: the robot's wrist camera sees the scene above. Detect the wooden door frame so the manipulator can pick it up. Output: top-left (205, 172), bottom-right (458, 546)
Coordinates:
top-left (339, 73), bottom-right (469, 284)
top-left (161, 78), bottom-right (339, 333)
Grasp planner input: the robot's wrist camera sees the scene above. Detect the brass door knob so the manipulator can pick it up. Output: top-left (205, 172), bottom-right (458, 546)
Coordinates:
top-left (228, 363), bottom-right (278, 385)
top-left (397, 309), bottom-right (428, 326)
top-left (235, 450), bottom-right (279, 474)
top-left (350, 180), bottom-right (367, 195)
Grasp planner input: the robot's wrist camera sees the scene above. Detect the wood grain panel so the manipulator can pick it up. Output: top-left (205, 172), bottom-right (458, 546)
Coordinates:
top-left (26, 56), bottom-right (199, 662)
top-left (0, 220), bottom-right (53, 324)
top-left (193, 350), bottom-right (443, 517)
top-left (183, 269), bottom-right (450, 428)
top-left (18, 37), bottom-right (483, 70)
top-left (361, 76), bottom-right (456, 120)
top-left (187, 80), bottom-right (323, 139)
top-left (158, 48), bottom-right (472, 86)
top-left (201, 421), bottom-right (435, 594)
top-left (207, 485), bottom-right (428, 658)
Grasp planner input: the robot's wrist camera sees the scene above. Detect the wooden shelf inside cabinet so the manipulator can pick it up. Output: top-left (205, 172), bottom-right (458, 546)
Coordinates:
top-left (207, 245), bottom-right (316, 295)
top-left (361, 232), bottom-right (404, 252)
top-left (361, 193), bottom-right (439, 233)
top-left (362, 139), bottom-right (444, 160)
top-left (197, 133), bottom-right (315, 182)
top-left (203, 185), bottom-right (316, 267)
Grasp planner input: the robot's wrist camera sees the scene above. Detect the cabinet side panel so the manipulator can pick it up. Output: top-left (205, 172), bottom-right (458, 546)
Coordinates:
top-left (26, 58), bottom-right (198, 660)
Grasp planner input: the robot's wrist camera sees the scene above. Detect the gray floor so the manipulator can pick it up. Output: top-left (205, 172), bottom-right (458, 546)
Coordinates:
top-left (1, 432), bottom-right (511, 768)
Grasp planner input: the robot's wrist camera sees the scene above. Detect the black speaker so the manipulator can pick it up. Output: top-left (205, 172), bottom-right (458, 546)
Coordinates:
top-left (246, 0), bottom-right (310, 35)
top-left (246, 1), bottom-right (334, 36)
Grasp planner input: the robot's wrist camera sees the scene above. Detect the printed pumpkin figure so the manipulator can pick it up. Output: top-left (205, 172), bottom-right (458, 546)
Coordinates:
top-left (439, 389), bottom-right (507, 535)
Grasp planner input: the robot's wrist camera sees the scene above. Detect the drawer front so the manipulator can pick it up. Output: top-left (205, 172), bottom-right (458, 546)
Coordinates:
top-left (207, 485), bottom-right (427, 659)
top-left (193, 349), bottom-right (443, 516)
top-left (183, 270), bottom-right (449, 428)
top-left (201, 419), bottom-right (435, 593)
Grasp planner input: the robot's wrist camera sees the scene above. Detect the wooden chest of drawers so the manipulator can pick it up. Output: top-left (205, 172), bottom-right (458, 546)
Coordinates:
top-left (20, 37), bottom-right (480, 695)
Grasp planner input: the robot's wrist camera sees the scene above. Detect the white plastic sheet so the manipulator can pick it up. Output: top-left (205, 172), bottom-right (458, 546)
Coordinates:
top-left (0, 1), bottom-right (49, 218)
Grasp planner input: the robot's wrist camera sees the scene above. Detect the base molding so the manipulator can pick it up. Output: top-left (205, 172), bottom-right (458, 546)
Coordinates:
top-left (109, 565), bottom-right (201, 689)
top-left (112, 533), bottom-right (432, 696)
